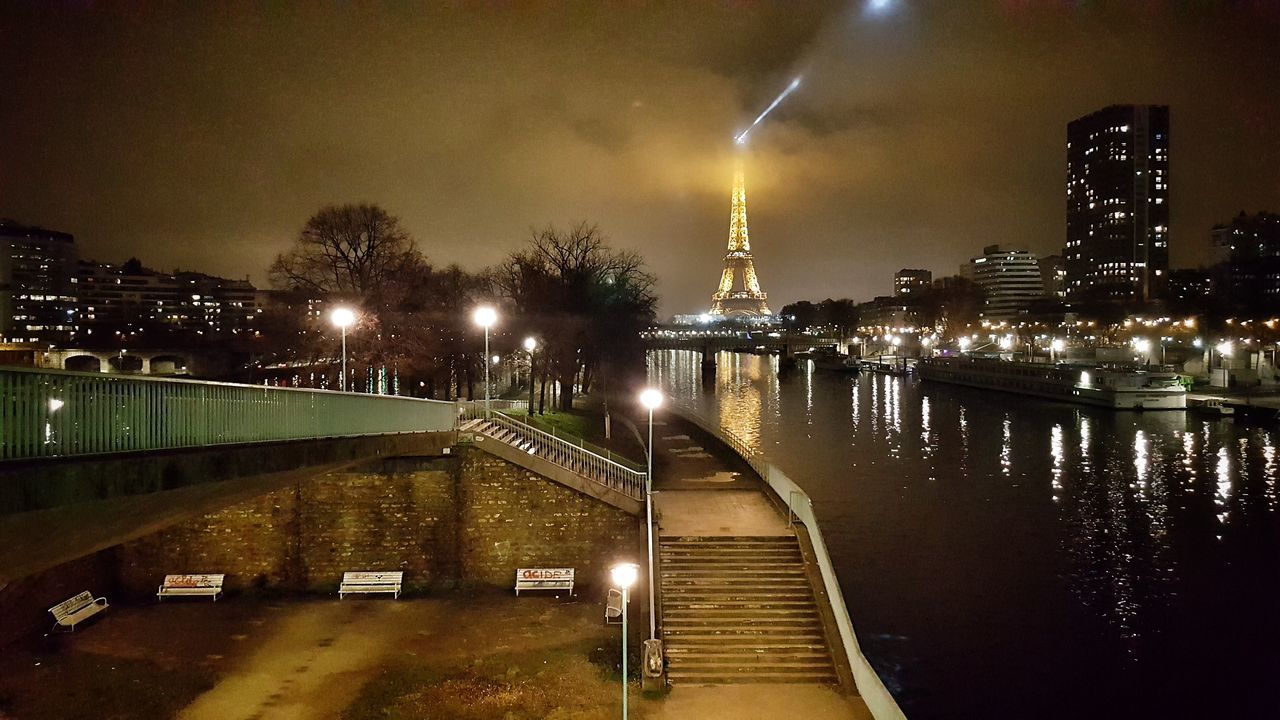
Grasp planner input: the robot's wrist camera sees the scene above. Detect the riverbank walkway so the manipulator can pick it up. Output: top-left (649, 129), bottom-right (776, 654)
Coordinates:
top-left (650, 414), bottom-right (871, 720)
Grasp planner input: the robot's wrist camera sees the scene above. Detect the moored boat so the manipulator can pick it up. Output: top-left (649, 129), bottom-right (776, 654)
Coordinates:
top-left (918, 356), bottom-right (1186, 410)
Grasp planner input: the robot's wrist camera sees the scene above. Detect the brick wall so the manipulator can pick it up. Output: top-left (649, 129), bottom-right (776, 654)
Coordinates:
top-left (458, 451), bottom-right (640, 589)
top-left (111, 448), bottom-right (639, 598)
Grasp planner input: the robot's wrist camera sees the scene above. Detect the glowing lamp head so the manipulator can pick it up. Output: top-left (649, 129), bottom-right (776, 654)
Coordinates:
top-left (1134, 338), bottom-right (1152, 354)
top-left (473, 305), bottom-right (497, 329)
top-left (639, 388), bottom-right (664, 411)
top-left (330, 307), bottom-right (356, 329)
top-left (1051, 338), bottom-right (1065, 353)
top-left (48, 398), bottom-right (65, 412)
top-left (1216, 341), bottom-right (1233, 356)
top-left (959, 337), bottom-right (971, 351)
top-left (610, 562), bottom-right (639, 590)
top-left (523, 337), bottom-right (537, 352)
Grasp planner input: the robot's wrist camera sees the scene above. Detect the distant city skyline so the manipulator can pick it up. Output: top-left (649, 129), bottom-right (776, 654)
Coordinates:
top-left (2, 2), bottom-right (1278, 315)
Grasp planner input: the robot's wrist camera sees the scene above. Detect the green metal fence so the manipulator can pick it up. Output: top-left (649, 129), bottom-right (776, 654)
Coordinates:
top-left (0, 367), bottom-right (457, 461)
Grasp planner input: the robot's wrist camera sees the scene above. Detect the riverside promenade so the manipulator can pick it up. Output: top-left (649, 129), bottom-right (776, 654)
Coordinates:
top-left (648, 413), bottom-right (872, 720)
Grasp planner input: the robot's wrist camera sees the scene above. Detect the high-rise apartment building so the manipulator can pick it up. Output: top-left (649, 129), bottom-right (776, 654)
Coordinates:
top-left (0, 220), bottom-right (79, 343)
top-left (1064, 105), bottom-right (1170, 301)
top-left (893, 268), bottom-right (932, 298)
top-left (968, 245), bottom-right (1044, 320)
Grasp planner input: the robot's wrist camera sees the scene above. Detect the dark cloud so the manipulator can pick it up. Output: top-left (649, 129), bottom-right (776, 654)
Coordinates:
top-left (1, 1), bottom-right (1277, 316)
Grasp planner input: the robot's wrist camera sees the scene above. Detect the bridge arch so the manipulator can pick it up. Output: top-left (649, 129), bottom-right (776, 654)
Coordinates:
top-left (149, 354), bottom-right (188, 375)
top-left (64, 355), bottom-right (102, 373)
top-left (107, 354), bottom-right (145, 373)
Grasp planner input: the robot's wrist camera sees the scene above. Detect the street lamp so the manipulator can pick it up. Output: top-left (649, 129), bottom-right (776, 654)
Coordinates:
top-left (1134, 337), bottom-right (1152, 365)
top-left (473, 306), bottom-right (498, 416)
top-left (611, 562), bottom-right (640, 720)
top-left (524, 337), bottom-right (538, 417)
top-left (638, 388), bottom-right (663, 642)
top-left (1050, 338), bottom-right (1065, 364)
top-left (330, 307), bottom-right (356, 391)
top-left (1216, 340), bottom-right (1233, 369)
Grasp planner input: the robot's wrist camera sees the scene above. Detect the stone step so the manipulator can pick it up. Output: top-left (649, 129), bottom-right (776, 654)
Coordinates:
top-left (660, 625), bottom-right (829, 635)
top-left (665, 642), bottom-right (830, 654)
top-left (668, 656), bottom-right (834, 668)
top-left (663, 607), bottom-right (820, 617)
top-left (660, 552), bottom-right (803, 562)
top-left (666, 670), bottom-right (837, 684)
top-left (661, 539), bottom-right (794, 545)
top-left (664, 601), bottom-right (818, 611)
top-left (661, 578), bottom-right (811, 588)
top-left (660, 614), bottom-right (819, 625)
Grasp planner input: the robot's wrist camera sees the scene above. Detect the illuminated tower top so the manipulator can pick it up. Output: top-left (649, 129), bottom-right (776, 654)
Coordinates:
top-left (728, 162), bottom-right (751, 254)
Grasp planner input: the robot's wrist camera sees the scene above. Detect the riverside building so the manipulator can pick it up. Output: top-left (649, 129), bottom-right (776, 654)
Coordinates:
top-left (0, 220), bottom-right (79, 344)
top-left (968, 245), bottom-right (1044, 320)
top-left (1065, 105), bottom-right (1170, 302)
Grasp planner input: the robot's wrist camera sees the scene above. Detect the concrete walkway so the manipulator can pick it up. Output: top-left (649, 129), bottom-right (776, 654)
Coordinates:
top-left (651, 684), bottom-right (873, 720)
top-left (649, 415), bottom-right (869, 720)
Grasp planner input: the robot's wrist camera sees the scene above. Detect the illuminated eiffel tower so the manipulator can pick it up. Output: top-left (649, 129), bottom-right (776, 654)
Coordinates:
top-left (709, 161), bottom-right (773, 317)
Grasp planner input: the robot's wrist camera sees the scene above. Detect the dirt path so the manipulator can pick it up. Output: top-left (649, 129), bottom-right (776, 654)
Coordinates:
top-left (178, 600), bottom-right (435, 720)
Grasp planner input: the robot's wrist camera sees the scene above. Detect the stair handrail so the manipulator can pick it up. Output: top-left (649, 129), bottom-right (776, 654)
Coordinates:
top-left (465, 410), bottom-right (647, 500)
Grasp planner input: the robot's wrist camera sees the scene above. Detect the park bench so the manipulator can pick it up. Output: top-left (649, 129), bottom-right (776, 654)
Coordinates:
top-left (515, 567), bottom-right (574, 597)
top-left (156, 574), bottom-right (225, 601)
top-left (48, 591), bottom-right (108, 633)
top-left (339, 571), bottom-right (403, 599)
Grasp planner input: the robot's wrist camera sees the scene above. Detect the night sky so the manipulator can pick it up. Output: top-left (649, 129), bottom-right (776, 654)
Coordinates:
top-left (2, 1), bottom-right (1277, 316)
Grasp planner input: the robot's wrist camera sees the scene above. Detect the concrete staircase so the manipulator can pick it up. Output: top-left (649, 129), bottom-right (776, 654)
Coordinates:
top-left (660, 535), bottom-right (837, 684)
top-left (458, 415), bottom-right (646, 513)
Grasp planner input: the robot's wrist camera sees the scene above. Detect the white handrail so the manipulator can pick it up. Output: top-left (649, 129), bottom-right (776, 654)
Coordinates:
top-left (464, 410), bottom-right (646, 500)
top-left (670, 401), bottom-right (907, 720)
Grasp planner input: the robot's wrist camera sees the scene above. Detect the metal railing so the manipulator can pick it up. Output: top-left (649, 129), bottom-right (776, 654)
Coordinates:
top-left (0, 367), bottom-right (456, 461)
top-left (463, 411), bottom-right (646, 500)
top-left (456, 399), bottom-right (530, 419)
top-left (457, 401), bottom-right (645, 472)
top-left (670, 401), bottom-right (907, 720)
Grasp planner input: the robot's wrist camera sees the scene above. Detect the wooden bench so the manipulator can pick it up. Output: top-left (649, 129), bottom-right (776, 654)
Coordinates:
top-left (515, 568), bottom-right (574, 597)
top-left (157, 574), bottom-right (225, 601)
top-left (339, 571), bottom-right (403, 599)
top-left (49, 591), bottom-right (108, 633)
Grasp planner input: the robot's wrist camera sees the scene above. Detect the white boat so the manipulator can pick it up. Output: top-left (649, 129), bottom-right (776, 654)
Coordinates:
top-left (918, 357), bottom-right (1187, 410)
top-left (1189, 397), bottom-right (1235, 417)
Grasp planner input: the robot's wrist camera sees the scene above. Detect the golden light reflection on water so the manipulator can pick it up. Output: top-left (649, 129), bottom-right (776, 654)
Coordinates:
top-left (1050, 424), bottom-right (1064, 502)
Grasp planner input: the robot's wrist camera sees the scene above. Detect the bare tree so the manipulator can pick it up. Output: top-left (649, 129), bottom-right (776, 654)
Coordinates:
top-left (495, 222), bottom-right (657, 413)
top-left (269, 203), bottom-right (419, 297)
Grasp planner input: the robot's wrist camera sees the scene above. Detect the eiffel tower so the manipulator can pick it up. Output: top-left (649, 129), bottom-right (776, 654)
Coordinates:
top-left (709, 161), bottom-right (773, 317)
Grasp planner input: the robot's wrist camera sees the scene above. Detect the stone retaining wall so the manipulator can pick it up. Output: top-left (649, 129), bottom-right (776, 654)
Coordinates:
top-left (2, 446), bottom-right (640, 645)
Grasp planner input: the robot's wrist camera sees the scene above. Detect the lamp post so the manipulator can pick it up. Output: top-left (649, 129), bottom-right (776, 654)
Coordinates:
top-left (473, 306), bottom-right (497, 416)
top-left (611, 562), bottom-right (639, 720)
top-left (330, 307), bottom-right (356, 392)
top-left (638, 388), bottom-right (663, 641)
top-left (524, 337), bottom-right (538, 417)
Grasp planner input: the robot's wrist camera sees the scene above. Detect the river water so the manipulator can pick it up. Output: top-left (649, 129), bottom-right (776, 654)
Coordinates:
top-left (651, 350), bottom-right (1280, 720)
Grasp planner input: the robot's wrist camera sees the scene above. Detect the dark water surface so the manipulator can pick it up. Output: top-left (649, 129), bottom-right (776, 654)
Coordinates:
top-left (651, 350), bottom-right (1280, 720)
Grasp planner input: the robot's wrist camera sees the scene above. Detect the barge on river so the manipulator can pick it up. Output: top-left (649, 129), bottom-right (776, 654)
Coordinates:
top-left (918, 356), bottom-right (1187, 410)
